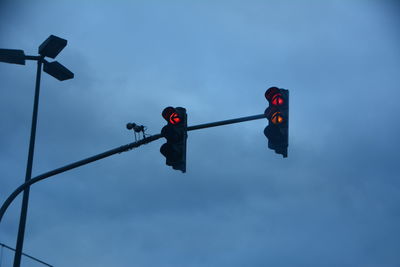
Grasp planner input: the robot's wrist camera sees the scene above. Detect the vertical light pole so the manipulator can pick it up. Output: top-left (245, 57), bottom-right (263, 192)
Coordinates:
top-left (0, 35), bottom-right (74, 267)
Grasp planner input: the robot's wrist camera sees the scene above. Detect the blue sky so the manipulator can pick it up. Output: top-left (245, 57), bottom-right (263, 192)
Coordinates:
top-left (1, 1), bottom-right (400, 266)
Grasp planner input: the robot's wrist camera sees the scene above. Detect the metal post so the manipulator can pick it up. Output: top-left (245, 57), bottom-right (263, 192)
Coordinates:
top-left (13, 57), bottom-right (43, 267)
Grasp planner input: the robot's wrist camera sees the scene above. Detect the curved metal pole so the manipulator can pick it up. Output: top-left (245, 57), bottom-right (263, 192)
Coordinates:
top-left (1, 112), bottom-right (268, 224)
top-left (0, 134), bottom-right (162, 223)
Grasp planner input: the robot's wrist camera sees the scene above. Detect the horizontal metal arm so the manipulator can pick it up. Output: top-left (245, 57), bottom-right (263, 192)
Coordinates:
top-left (24, 55), bottom-right (42, 61)
top-left (187, 113), bottom-right (266, 131)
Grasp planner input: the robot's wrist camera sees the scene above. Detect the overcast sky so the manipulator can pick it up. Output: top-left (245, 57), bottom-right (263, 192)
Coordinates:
top-left (1, 1), bottom-right (400, 266)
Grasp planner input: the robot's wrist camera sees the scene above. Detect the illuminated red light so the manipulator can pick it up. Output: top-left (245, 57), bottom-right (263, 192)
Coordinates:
top-left (169, 112), bottom-right (181, 124)
top-left (271, 93), bottom-right (284, 106)
top-left (162, 106), bottom-right (183, 125)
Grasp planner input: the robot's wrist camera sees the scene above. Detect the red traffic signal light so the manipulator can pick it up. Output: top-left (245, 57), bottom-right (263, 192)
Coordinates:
top-left (162, 106), bottom-right (183, 125)
top-left (160, 107), bottom-right (188, 172)
top-left (265, 86), bottom-right (285, 106)
top-left (264, 87), bottom-right (289, 157)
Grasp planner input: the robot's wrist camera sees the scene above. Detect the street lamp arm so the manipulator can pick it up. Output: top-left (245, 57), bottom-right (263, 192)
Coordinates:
top-left (24, 55), bottom-right (42, 61)
top-left (0, 134), bottom-right (162, 223)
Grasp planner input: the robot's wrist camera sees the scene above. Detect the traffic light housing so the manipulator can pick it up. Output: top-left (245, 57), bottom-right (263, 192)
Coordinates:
top-left (160, 107), bottom-right (187, 172)
top-left (264, 87), bottom-right (289, 157)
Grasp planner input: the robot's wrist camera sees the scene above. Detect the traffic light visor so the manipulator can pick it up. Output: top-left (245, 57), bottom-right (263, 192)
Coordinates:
top-left (265, 87), bottom-right (280, 102)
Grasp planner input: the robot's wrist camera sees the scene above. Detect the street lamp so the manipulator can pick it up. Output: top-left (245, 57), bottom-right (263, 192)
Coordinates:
top-left (0, 34), bottom-right (73, 267)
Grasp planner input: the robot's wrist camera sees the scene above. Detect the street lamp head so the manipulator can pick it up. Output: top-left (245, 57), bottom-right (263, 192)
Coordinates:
top-left (0, 49), bottom-right (26, 65)
top-left (43, 61), bottom-right (74, 81)
top-left (38, 35), bottom-right (67, 59)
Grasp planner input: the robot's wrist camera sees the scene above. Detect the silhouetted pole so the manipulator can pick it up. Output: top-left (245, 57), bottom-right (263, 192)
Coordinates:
top-left (13, 57), bottom-right (43, 267)
top-left (1, 35), bottom-right (74, 267)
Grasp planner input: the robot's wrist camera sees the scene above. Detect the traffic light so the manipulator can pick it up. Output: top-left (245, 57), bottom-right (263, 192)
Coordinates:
top-left (160, 106), bottom-right (188, 172)
top-left (264, 87), bottom-right (289, 157)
